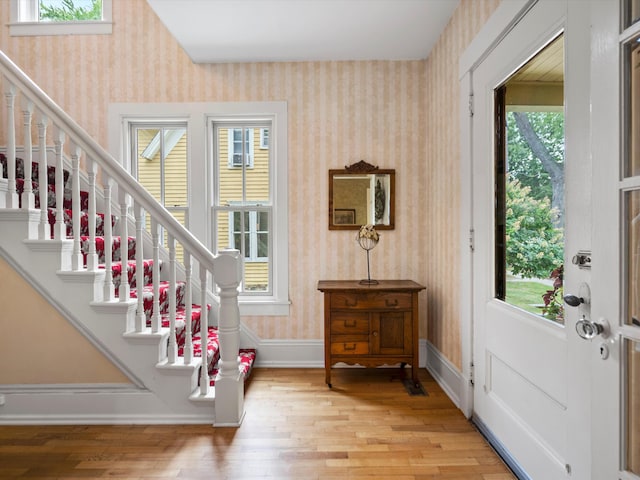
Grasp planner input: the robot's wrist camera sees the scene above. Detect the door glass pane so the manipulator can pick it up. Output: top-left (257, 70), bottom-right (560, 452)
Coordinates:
top-left (626, 338), bottom-right (640, 474)
top-left (625, 0), bottom-right (640, 28)
top-left (625, 37), bottom-right (640, 178)
top-left (496, 35), bottom-right (566, 323)
top-left (627, 191), bottom-right (640, 327)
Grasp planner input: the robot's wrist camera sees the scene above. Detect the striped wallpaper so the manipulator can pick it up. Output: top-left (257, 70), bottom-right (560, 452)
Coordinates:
top-left (0, 0), bottom-right (499, 381)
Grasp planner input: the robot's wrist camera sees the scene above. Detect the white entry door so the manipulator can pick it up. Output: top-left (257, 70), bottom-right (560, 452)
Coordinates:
top-left (468, 1), bottom-right (593, 478)
top-left (590, 1), bottom-right (640, 478)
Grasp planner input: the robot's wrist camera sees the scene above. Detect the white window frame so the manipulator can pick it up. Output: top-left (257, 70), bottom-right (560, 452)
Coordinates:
top-left (10, 0), bottom-right (113, 36)
top-left (108, 101), bottom-right (289, 317)
top-left (227, 128), bottom-right (254, 168)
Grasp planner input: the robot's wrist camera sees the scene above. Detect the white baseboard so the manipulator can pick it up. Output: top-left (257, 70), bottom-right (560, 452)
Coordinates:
top-left (424, 340), bottom-right (463, 409)
top-left (250, 337), bottom-right (431, 369)
top-left (0, 384), bottom-right (217, 425)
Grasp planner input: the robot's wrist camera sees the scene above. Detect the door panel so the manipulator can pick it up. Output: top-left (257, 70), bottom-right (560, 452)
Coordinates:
top-left (471, 1), bottom-right (591, 478)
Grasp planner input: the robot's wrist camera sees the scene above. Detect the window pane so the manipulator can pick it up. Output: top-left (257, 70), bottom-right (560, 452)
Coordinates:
top-left (163, 128), bottom-right (188, 208)
top-left (626, 37), bottom-right (640, 178)
top-left (245, 129), bottom-right (270, 203)
top-left (626, 338), bottom-right (640, 474)
top-left (39, 0), bottom-right (102, 21)
top-left (627, 191), bottom-right (640, 327)
top-left (625, 0), bottom-right (640, 28)
top-left (218, 129), bottom-right (243, 204)
top-left (136, 128), bottom-right (163, 202)
top-left (497, 35), bottom-right (565, 323)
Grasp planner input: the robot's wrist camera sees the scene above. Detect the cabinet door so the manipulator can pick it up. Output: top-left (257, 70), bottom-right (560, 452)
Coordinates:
top-left (371, 311), bottom-right (412, 355)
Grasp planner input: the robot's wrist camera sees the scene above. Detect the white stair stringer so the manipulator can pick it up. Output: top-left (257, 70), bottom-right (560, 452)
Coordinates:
top-left (0, 210), bottom-right (219, 424)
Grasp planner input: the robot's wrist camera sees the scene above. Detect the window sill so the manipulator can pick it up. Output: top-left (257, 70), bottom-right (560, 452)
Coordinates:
top-left (9, 21), bottom-right (113, 36)
top-left (238, 298), bottom-right (290, 316)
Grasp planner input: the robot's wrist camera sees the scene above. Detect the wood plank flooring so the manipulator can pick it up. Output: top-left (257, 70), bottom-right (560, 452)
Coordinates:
top-left (0, 368), bottom-right (515, 479)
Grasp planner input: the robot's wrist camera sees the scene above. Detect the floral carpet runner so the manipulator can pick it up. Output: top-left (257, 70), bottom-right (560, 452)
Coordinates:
top-left (1, 153), bottom-right (255, 387)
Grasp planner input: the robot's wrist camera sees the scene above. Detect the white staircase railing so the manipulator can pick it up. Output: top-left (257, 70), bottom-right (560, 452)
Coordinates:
top-left (0, 49), bottom-right (245, 425)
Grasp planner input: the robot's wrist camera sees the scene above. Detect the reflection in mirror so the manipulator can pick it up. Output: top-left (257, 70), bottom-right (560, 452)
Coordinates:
top-left (329, 161), bottom-right (394, 230)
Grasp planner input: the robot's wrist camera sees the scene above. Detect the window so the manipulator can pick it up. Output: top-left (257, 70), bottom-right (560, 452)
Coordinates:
top-left (214, 122), bottom-right (272, 294)
top-left (10, 0), bottom-right (113, 36)
top-left (109, 101), bottom-right (289, 316)
top-left (228, 128), bottom-right (254, 167)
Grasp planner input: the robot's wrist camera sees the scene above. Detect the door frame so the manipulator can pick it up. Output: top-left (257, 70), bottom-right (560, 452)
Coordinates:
top-left (458, 0), bottom-right (535, 420)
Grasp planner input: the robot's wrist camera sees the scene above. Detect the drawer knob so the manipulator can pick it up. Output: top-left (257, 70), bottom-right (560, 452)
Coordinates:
top-left (385, 298), bottom-right (399, 307)
top-left (344, 343), bottom-right (356, 351)
top-left (373, 331), bottom-right (378, 337)
top-left (345, 299), bottom-right (358, 307)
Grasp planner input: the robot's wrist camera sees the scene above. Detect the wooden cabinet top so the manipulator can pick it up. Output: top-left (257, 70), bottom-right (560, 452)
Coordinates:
top-left (317, 280), bottom-right (425, 293)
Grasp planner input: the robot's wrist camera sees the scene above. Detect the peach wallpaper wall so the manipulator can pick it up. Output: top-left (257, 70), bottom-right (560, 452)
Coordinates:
top-left (0, 0), bottom-right (499, 382)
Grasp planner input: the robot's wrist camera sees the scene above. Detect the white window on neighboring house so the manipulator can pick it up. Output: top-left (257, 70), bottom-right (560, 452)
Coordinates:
top-left (228, 128), bottom-right (254, 168)
top-left (10, 0), bottom-right (113, 36)
top-left (260, 128), bottom-right (269, 149)
top-left (229, 210), bottom-right (269, 262)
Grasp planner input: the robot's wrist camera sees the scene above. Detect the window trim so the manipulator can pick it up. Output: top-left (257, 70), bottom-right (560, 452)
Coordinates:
top-left (10, 0), bottom-right (113, 36)
top-left (108, 101), bottom-right (289, 317)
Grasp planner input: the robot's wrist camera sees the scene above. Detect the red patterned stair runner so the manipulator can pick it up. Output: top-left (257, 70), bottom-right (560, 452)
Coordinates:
top-left (2, 153), bottom-right (256, 388)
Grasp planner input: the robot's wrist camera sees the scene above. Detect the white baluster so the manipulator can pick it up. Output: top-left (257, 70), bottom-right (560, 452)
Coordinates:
top-left (167, 233), bottom-right (177, 364)
top-left (86, 157), bottom-right (98, 270)
top-left (102, 175), bottom-right (115, 302)
top-left (151, 217), bottom-right (161, 333)
top-left (4, 83), bottom-right (18, 208)
top-left (53, 128), bottom-right (66, 240)
top-left (20, 99), bottom-right (34, 210)
top-left (118, 189), bottom-right (130, 301)
top-left (199, 264), bottom-right (209, 395)
top-left (37, 113), bottom-right (49, 239)
top-left (70, 144), bottom-right (83, 271)
top-left (134, 202), bottom-right (145, 332)
top-left (183, 252), bottom-right (193, 364)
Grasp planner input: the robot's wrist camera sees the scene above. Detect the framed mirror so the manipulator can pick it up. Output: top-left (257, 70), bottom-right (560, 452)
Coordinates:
top-left (329, 160), bottom-right (395, 230)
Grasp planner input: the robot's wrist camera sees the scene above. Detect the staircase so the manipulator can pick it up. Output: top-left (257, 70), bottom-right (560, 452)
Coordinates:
top-left (0, 50), bottom-right (255, 425)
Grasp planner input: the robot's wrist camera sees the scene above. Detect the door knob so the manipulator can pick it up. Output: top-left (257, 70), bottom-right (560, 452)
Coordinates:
top-left (563, 294), bottom-right (584, 307)
top-left (575, 315), bottom-right (608, 340)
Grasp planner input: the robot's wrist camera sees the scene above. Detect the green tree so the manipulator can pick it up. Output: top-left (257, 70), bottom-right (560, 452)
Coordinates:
top-left (506, 178), bottom-right (564, 278)
top-left (39, 0), bottom-right (102, 21)
top-left (507, 111), bottom-right (564, 227)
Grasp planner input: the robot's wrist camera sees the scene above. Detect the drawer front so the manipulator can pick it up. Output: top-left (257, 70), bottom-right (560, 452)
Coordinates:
top-left (330, 312), bottom-right (369, 334)
top-left (331, 335), bottom-right (369, 355)
top-left (330, 292), bottom-right (411, 310)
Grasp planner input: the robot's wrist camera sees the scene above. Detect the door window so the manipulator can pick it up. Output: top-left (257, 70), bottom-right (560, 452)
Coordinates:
top-left (495, 35), bottom-right (566, 323)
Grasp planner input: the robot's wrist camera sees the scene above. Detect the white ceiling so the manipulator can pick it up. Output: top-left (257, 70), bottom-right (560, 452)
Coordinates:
top-left (146, 0), bottom-right (460, 64)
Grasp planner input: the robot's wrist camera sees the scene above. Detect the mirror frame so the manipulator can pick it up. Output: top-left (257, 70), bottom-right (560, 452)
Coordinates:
top-left (328, 160), bottom-right (395, 230)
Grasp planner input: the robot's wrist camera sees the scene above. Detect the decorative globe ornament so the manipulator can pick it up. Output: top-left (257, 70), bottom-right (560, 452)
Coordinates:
top-left (357, 224), bottom-right (379, 285)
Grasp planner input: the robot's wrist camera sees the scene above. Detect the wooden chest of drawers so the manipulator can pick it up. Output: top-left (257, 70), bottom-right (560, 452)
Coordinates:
top-left (317, 280), bottom-right (426, 388)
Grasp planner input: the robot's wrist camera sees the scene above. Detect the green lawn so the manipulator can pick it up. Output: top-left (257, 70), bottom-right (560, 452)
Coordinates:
top-left (505, 280), bottom-right (550, 315)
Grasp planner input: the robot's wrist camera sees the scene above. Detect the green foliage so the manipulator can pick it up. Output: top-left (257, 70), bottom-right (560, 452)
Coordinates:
top-left (541, 265), bottom-right (564, 321)
top-left (39, 0), bottom-right (102, 21)
top-left (507, 111), bottom-right (564, 202)
top-left (506, 178), bottom-right (563, 278)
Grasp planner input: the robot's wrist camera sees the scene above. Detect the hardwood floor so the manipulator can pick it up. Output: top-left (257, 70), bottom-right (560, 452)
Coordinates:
top-left (0, 368), bottom-right (515, 479)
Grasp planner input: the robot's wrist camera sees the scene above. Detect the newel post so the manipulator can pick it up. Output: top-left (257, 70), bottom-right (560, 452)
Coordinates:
top-left (213, 248), bottom-right (244, 426)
